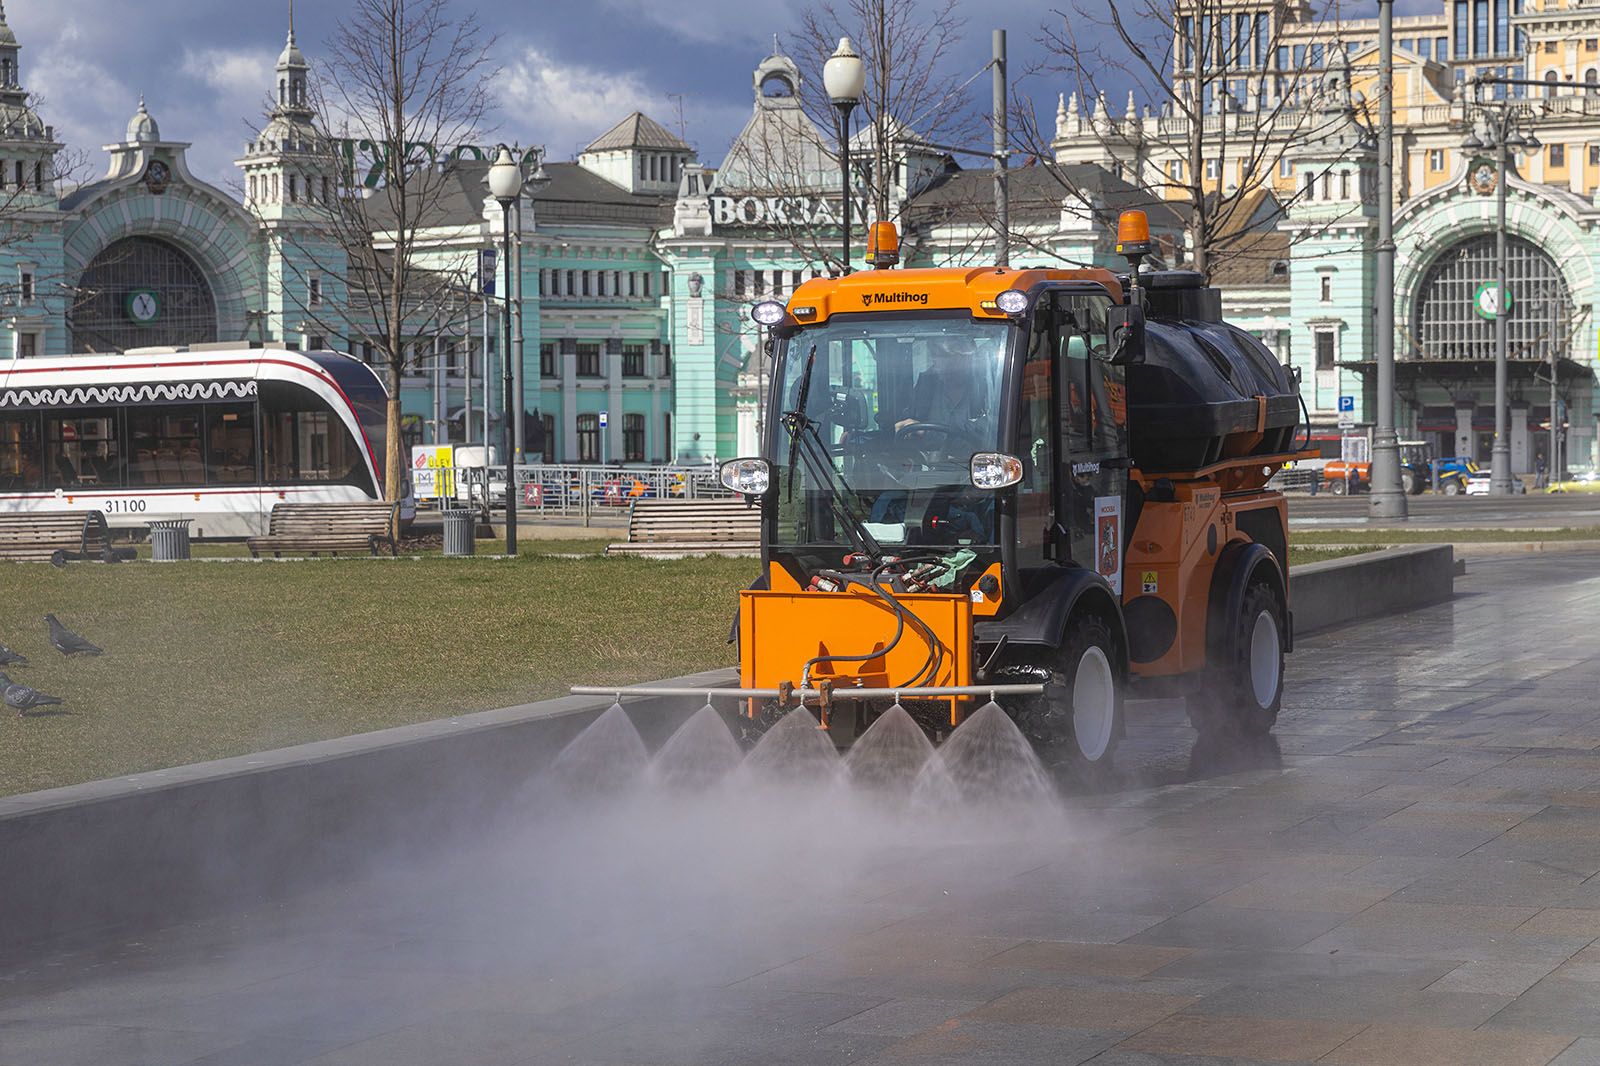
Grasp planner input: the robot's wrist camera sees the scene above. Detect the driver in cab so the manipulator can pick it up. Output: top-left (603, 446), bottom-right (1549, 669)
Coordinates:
top-left (896, 335), bottom-right (989, 433)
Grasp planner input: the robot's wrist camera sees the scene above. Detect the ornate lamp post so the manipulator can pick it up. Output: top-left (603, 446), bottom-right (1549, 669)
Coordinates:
top-left (823, 38), bottom-right (866, 273)
top-left (487, 145), bottom-right (524, 553)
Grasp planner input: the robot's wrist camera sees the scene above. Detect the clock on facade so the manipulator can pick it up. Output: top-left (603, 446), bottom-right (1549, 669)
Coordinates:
top-left (1470, 162), bottom-right (1498, 196)
top-left (143, 160), bottom-right (171, 194)
top-left (125, 289), bottom-right (161, 324)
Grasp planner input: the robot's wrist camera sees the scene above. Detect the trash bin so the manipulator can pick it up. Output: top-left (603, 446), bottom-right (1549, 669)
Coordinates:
top-left (148, 519), bottom-right (193, 562)
top-left (441, 509), bottom-right (476, 557)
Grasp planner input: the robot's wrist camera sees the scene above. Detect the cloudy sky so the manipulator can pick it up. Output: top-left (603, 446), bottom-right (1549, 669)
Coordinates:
top-left (16, 0), bottom-right (1435, 188)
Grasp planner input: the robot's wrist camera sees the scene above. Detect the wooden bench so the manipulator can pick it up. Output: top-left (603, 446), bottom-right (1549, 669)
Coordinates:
top-left (246, 501), bottom-right (400, 558)
top-left (606, 498), bottom-right (761, 558)
top-left (0, 510), bottom-right (135, 566)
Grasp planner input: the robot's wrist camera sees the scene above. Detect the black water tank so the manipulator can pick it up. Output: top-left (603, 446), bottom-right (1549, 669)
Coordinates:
top-left (1126, 281), bottom-right (1301, 471)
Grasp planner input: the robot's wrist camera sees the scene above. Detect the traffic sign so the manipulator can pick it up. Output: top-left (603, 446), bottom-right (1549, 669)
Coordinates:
top-left (1338, 395), bottom-right (1355, 429)
top-left (1337, 396), bottom-right (1354, 412)
top-left (598, 410), bottom-right (609, 428)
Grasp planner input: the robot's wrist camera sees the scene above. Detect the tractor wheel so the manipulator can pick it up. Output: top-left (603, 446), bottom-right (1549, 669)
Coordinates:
top-left (1443, 479), bottom-right (1463, 496)
top-left (1402, 470), bottom-right (1419, 495)
top-left (1188, 582), bottom-right (1284, 738)
top-left (996, 614), bottom-right (1124, 771)
top-left (1327, 477), bottom-right (1347, 496)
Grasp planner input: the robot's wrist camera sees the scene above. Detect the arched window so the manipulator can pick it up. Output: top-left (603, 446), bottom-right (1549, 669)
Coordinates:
top-left (70, 236), bottom-right (218, 352)
top-left (1413, 233), bottom-right (1570, 361)
top-left (249, 174), bottom-right (258, 202)
top-left (279, 79), bottom-right (286, 105)
top-left (1544, 69), bottom-right (1558, 97)
top-left (1586, 68), bottom-right (1598, 92)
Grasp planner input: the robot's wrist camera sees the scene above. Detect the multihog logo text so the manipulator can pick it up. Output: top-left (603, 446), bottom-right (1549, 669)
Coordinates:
top-left (860, 291), bottom-right (930, 308)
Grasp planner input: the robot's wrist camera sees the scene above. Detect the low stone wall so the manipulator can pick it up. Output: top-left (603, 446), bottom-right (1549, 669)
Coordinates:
top-left (0, 670), bottom-right (730, 956)
top-left (1290, 544), bottom-right (1456, 635)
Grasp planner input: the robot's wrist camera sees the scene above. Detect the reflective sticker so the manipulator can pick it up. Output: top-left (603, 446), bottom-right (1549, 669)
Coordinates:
top-left (969, 588), bottom-right (984, 603)
top-left (1142, 570), bottom-right (1159, 594)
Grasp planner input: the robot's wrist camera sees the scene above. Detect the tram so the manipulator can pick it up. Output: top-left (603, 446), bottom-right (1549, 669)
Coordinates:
top-left (0, 345), bottom-right (410, 537)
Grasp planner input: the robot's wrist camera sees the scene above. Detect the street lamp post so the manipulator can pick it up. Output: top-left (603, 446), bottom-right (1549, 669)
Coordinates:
top-left (1462, 105), bottom-right (1535, 495)
top-left (824, 38), bottom-right (866, 274)
top-left (488, 146), bottom-right (524, 554)
top-left (1370, 0), bottom-right (1407, 519)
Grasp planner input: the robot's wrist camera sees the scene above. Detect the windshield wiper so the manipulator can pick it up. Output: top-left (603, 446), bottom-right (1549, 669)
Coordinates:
top-left (781, 343), bottom-right (819, 500)
top-left (777, 345), bottom-right (883, 561)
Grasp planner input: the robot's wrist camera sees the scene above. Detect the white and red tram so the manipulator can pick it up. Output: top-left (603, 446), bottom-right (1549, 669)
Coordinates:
top-left (0, 345), bottom-right (412, 537)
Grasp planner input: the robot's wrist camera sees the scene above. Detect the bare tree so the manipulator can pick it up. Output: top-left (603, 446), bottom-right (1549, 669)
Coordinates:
top-left (250, 0), bottom-right (498, 502)
top-left (1019, 0), bottom-right (1369, 280)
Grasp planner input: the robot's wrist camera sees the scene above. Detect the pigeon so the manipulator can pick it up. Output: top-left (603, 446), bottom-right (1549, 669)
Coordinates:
top-left (0, 642), bottom-right (25, 667)
top-left (45, 614), bottom-right (101, 657)
top-left (0, 672), bottom-right (63, 715)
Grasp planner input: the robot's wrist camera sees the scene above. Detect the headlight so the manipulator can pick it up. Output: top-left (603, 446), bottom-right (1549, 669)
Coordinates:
top-left (995, 289), bottom-right (1029, 315)
top-left (719, 457), bottom-right (770, 495)
top-left (970, 452), bottom-right (1024, 489)
top-left (750, 300), bottom-right (786, 326)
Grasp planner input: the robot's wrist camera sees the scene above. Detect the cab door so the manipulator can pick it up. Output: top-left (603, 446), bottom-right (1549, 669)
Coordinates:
top-left (1054, 293), bottom-right (1129, 596)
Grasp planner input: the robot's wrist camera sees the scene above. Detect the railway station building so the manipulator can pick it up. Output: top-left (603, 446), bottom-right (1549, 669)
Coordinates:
top-left (7, 0), bottom-right (1600, 471)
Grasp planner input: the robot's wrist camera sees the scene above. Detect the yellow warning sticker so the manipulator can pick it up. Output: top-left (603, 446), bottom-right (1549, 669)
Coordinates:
top-left (1141, 570), bottom-right (1159, 594)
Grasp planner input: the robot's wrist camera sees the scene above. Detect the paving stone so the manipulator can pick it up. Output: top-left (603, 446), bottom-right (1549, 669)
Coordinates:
top-left (1427, 959), bottom-right (1563, 997)
top-left (822, 998), bottom-right (983, 1038)
top-left (1320, 1024), bottom-right (1577, 1065)
top-left (1127, 906), bottom-right (1352, 952)
top-left (854, 1020), bottom-right (1120, 1065)
top-left (1481, 977), bottom-right (1600, 1037)
top-left (982, 941), bottom-right (1192, 977)
top-left (964, 986), bottom-right (1199, 1031)
top-left (1548, 1037), bottom-right (1600, 1065)
top-left (1114, 1013), bottom-right (1365, 1062)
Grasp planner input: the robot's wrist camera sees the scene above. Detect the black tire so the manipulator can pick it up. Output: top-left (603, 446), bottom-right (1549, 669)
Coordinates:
top-left (995, 614), bottom-right (1124, 771)
top-left (1402, 471), bottom-right (1419, 495)
top-left (1443, 479), bottom-right (1463, 496)
top-left (1327, 478), bottom-right (1347, 496)
top-left (1188, 582), bottom-right (1284, 738)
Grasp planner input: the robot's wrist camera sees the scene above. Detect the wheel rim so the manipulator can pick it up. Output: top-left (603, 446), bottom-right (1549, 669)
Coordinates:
top-left (1073, 645), bottom-right (1116, 761)
top-left (1249, 609), bottom-right (1281, 709)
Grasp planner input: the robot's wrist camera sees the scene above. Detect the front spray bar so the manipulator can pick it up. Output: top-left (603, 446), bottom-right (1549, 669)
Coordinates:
top-left (568, 682), bottom-right (1047, 730)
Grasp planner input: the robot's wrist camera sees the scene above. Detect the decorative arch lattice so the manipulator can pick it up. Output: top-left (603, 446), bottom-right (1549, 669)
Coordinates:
top-left (1411, 233), bottom-right (1572, 362)
top-left (70, 236), bottom-right (218, 353)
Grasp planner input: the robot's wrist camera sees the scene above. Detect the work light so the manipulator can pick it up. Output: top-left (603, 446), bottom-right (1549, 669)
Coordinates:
top-left (750, 300), bottom-right (786, 326)
top-left (995, 289), bottom-right (1029, 316)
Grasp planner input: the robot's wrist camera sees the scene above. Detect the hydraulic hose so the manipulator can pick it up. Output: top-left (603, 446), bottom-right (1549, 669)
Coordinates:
top-left (798, 555), bottom-right (952, 692)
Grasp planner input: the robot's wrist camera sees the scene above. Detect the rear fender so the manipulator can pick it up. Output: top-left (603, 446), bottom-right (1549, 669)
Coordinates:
top-left (1207, 542), bottom-right (1288, 664)
top-left (975, 568), bottom-right (1128, 665)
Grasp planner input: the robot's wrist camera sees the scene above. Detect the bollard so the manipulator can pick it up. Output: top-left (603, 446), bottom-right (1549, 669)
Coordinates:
top-left (440, 509), bottom-right (476, 557)
top-left (148, 519), bottom-right (193, 562)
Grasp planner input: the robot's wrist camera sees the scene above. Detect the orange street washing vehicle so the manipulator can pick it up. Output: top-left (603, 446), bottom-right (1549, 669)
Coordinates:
top-left (577, 213), bottom-right (1305, 770)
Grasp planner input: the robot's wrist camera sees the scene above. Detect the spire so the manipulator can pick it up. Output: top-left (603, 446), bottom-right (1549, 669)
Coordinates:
top-left (1125, 90), bottom-right (1138, 121)
top-left (288, 0), bottom-right (295, 41)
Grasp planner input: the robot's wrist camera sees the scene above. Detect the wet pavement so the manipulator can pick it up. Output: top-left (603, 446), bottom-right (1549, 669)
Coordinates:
top-left (7, 553), bottom-right (1600, 1065)
top-left (1289, 493), bottom-right (1600, 529)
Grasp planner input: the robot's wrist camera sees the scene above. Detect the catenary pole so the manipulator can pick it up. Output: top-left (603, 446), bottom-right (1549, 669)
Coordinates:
top-left (1369, 0), bottom-right (1407, 518)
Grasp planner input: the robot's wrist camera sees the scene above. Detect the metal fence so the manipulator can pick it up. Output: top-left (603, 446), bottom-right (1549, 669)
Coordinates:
top-left (1266, 467), bottom-right (1324, 494)
top-left (413, 463), bottom-right (732, 522)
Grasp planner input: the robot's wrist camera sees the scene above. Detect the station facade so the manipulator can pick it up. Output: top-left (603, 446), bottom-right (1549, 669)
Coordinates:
top-left (9, 0), bottom-right (1600, 470)
top-left (1054, 0), bottom-right (1600, 471)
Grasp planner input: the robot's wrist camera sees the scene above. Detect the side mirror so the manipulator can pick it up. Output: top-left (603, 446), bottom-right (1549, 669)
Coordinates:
top-left (1107, 304), bottom-right (1146, 366)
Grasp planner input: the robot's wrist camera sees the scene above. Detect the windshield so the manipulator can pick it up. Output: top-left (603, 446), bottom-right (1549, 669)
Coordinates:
top-left (770, 313), bottom-right (1008, 552)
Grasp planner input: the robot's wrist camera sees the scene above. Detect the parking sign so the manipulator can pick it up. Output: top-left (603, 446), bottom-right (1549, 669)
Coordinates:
top-left (1338, 395), bottom-right (1355, 429)
top-left (598, 410), bottom-right (608, 428)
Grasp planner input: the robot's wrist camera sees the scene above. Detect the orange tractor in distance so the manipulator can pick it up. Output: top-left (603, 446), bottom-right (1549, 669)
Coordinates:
top-left (577, 212), bottom-right (1305, 770)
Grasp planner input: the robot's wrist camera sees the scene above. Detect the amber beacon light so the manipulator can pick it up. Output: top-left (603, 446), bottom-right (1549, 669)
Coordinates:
top-left (1115, 209), bottom-right (1153, 257)
top-left (865, 221), bottom-right (900, 268)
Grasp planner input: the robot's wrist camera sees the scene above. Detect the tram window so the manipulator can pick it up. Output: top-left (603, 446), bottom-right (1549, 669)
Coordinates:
top-left (45, 410), bottom-right (122, 489)
top-left (260, 383), bottom-right (371, 491)
top-left (0, 411), bottom-right (43, 492)
top-left (127, 406), bottom-right (204, 487)
top-left (204, 404), bottom-right (256, 484)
